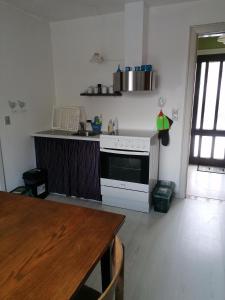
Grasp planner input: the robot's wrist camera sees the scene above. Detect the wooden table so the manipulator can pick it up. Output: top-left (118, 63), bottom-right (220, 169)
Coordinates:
top-left (0, 192), bottom-right (125, 300)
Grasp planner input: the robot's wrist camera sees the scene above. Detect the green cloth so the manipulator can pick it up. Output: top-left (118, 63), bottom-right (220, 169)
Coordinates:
top-left (157, 114), bottom-right (170, 131)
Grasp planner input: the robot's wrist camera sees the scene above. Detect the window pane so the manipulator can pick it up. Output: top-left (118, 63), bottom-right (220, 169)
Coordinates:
top-left (200, 136), bottom-right (212, 158)
top-left (216, 62), bottom-right (225, 130)
top-left (203, 62), bottom-right (220, 130)
top-left (194, 135), bottom-right (199, 157)
top-left (196, 63), bottom-right (206, 129)
top-left (213, 137), bottom-right (225, 159)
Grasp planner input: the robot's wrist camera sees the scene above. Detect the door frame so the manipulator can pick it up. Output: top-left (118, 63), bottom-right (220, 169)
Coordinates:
top-left (0, 138), bottom-right (6, 191)
top-left (189, 54), bottom-right (225, 167)
top-left (179, 22), bottom-right (225, 199)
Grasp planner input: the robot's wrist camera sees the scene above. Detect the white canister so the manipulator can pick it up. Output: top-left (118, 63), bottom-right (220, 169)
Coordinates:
top-left (109, 86), bottom-right (114, 94)
top-left (102, 86), bottom-right (108, 94)
top-left (87, 86), bottom-right (94, 94)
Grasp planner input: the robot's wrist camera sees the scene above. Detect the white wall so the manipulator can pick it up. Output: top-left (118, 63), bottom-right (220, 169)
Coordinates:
top-left (0, 139), bottom-right (6, 191)
top-left (50, 12), bottom-right (124, 122)
top-left (148, 0), bottom-right (225, 195)
top-left (50, 0), bottom-right (225, 195)
top-left (0, 2), bottom-right (55, 191)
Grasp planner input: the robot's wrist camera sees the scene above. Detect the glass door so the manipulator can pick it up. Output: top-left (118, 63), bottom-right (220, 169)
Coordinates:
top-left (189, 54), bottom-right (225, 167)
top-left (101, 151), bottom-right (149, 184)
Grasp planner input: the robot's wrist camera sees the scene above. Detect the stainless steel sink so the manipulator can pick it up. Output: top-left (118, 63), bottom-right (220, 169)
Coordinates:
top-left (37, 129), bottom-right (75, 136)
top-left (72, 130), bottom-right (99, 137)
top-left (37, 129), bottom-right (100, 137)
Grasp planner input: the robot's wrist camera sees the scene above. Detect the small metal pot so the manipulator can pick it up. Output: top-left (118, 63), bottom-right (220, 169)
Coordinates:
top-left (109, 86), bottom-right (114, 94)
top-left (87, 86), bottom-right (94, 94)
top-left (102, 86), bottom-right (108, 94)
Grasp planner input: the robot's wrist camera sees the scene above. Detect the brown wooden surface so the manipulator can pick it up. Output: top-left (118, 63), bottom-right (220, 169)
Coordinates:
top-left (0, 192), bottom-right (125, 300)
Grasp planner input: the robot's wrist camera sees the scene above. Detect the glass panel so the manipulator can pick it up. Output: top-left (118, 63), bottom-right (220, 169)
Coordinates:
top-left (196, 63), bottom-right (206, 129)
top-left (200, 136), bottom-right (212, 158)
top-left (100, 152), bottom-right (149, 184)
top-left (213, 137), bottom-right (225, 159)
top-left (203, 62), bottom-right (220, 130)
top-left (194, 135), bottom-right (200, 157)
top-left (216, 62), bottom-right (225, 130)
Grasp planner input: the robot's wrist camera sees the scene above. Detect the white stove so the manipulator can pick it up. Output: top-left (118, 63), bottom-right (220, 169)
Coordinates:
top-left (100, 130), bottom-right (159, 213)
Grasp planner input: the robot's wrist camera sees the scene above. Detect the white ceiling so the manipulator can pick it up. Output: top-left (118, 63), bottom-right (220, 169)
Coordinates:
top-left (2, 0), bottom-right (199, 22)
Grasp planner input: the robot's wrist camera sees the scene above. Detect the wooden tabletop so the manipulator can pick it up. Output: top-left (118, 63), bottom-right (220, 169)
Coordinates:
top-left (0, 192), bottom-right (125, 300)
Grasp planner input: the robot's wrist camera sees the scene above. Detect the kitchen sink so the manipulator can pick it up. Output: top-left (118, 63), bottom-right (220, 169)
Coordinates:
top-left (37, 129), bottom-right (100, 137)
top-left (37, 129), bottom-right (74, 136)
top-left (72, 130), bottom-right (100, 137)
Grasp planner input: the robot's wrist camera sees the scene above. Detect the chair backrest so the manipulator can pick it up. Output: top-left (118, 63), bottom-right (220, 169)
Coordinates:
top-left (99, 236), bottom-right (124, 300)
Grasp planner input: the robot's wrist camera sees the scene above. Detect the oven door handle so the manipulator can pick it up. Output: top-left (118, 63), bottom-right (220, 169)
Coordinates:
top-left (100, 148), bottom-right (149, 156)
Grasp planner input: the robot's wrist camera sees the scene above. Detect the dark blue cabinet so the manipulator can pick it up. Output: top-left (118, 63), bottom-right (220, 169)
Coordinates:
top-left (34, 137), bottom-right (101, 201)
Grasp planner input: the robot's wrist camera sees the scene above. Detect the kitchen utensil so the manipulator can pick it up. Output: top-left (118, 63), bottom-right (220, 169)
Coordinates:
top-left (87, 86), bottom-right (94, 94)
top-left (79, 122), bottom-right (85, 131)
top-left (97, 84), bottom-right (102, 94)
top-left (102, 85), bottom-right (108, 94)
top-left (109, 86), bottom-right (113, 94)
top-left (134, 66), bottom-right (141, 71)
top-left (125, 66), bottom-right (132, 71)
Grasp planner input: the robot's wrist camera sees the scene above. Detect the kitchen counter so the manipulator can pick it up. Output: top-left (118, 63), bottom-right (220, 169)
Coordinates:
top-left (32, 129), bottom-right (100, 142)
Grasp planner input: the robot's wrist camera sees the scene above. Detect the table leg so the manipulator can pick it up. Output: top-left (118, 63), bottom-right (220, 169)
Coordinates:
top-left (101, 245), bottom-right (112, 292)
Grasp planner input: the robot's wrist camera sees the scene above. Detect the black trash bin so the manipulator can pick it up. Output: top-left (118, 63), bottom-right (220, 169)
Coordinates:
top-left (23, 168), bottom-right (48, 199)
top-left (152, 180), bottom-right (175, 213)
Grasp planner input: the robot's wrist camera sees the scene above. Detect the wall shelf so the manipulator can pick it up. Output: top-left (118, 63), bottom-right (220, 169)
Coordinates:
top-left (80, 92), bottom-right (122, 97)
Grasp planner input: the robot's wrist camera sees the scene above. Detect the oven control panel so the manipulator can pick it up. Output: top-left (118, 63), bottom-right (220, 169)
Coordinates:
top-left (100, 135), bottom-right (150, 152)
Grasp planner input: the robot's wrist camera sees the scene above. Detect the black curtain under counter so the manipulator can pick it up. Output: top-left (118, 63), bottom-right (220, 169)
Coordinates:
top-left (34, 137), bottom-right (101, 201)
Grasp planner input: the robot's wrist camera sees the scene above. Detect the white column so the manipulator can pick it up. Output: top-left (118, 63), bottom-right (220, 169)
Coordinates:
top-left (124, 1), bottom-right (148, 66)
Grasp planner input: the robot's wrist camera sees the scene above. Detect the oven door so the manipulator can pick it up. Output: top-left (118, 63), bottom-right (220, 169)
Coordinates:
top-left (100, 148), bottom-right (149, 192)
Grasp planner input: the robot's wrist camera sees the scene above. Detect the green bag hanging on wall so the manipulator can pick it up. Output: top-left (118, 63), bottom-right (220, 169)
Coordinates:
top-left (156, 110), bottom-right (170, 131)
top-left (156, 110), bottom-right (173, 146)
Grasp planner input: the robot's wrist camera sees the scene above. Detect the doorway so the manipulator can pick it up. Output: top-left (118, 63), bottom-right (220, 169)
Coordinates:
top-left (0, 138), bottom-right (6, 191)
top-left (189, 54), bottom-right (225, 167)
top-left (186, 34), bottom-right (225, 200)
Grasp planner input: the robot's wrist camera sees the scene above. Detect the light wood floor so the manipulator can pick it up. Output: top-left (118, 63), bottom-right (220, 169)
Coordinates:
top-left (48, 194), bottom-right (225, 300)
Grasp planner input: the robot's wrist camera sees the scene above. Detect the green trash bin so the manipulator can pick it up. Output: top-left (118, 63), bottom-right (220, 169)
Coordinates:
top-left (11, 186), bottom-right (33, 197)
top-left (153, 180), bottom-right (175, 213)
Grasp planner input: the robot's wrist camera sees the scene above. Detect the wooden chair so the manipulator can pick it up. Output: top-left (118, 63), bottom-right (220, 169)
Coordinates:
top-left (72, 236), bottom-right (124, 300)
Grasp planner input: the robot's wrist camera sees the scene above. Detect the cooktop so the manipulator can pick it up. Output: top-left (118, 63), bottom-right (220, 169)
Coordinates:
top-left (102, 129), bottom-right (157, 138)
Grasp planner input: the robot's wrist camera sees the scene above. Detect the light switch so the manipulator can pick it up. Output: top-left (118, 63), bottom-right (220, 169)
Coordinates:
top-left (158, 97), bottom-right (166, 108)
top-left (4, 116), bottom-right (11, 125)
top-left (172, 109), bottom-right (178, 121)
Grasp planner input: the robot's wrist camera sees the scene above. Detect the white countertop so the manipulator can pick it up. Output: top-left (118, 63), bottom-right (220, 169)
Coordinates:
top-left (32, 130), bottom-right (100, 142)
top-left (32, 129), bottom-right (157, 142)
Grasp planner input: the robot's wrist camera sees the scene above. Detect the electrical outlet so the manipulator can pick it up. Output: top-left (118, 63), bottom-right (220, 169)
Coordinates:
top-left (172, 109), bottom-right (178, 121)
top-left (4, 116), bottom-right (11, 125)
